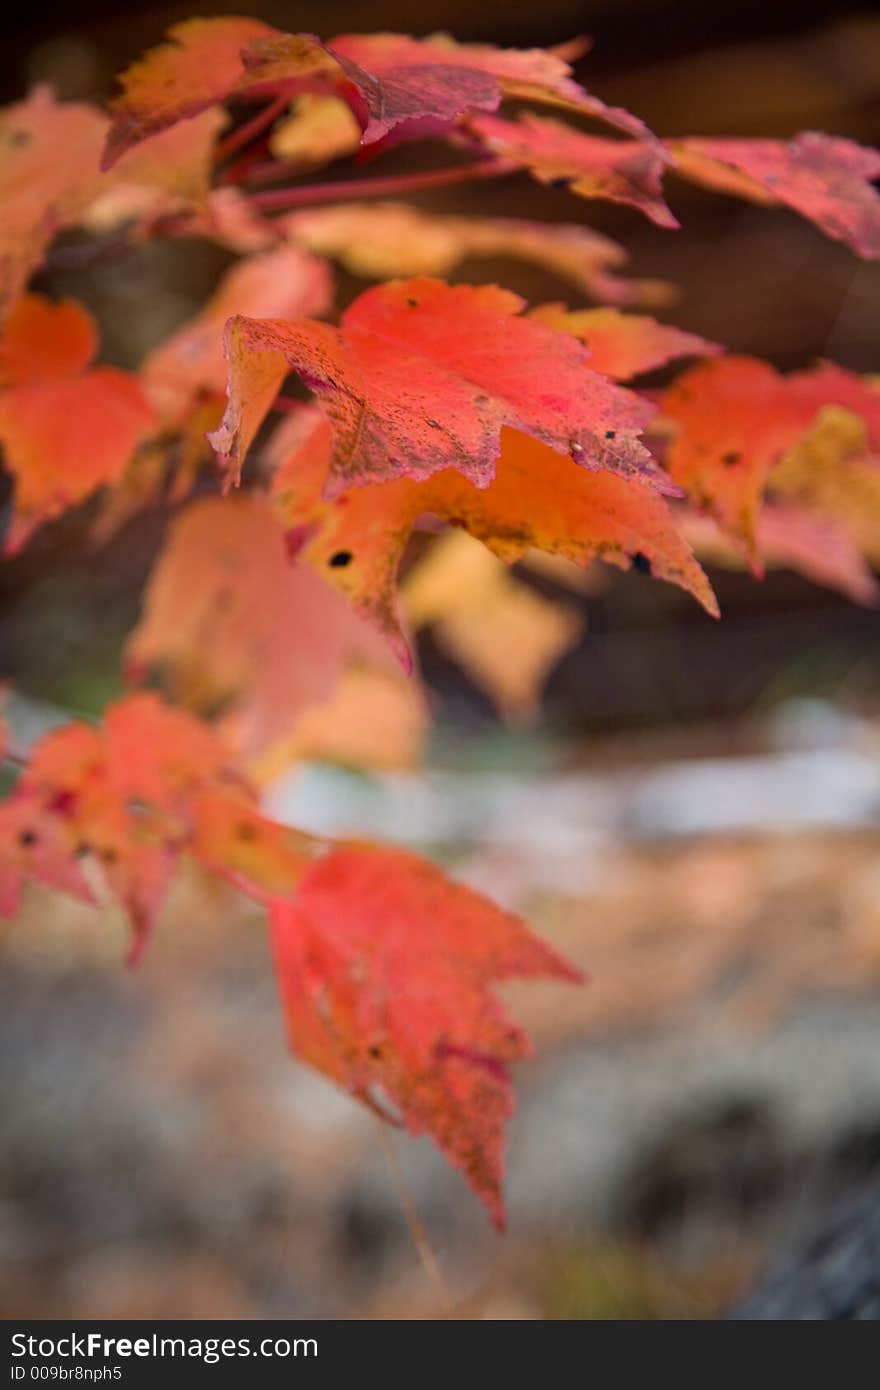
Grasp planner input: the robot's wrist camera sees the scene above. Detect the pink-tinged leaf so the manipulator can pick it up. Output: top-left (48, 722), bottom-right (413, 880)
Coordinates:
top-left (126, 493), bottom-right (397, 762)
top-left (468, 113), bottom-right (677, 227)
top-left (0, 787), bottom-right (97, 919)
top-left (327, 31), bottom-right (655, 144)
top-left (210, 277), bottom-right (659, 493)
top-left (327, 48), bottom-right (499, 146)
top-left (104, 23), bottom-right (656, 164)
top-left (660, 356), bottom-right (815, 562)
top-left (270, 843), bottom-right (582, 1228)
top-left (671, 133), bottom-right (880, 259)
top-left (282, 202), bottom-right (674, 306)
top-left (682, 504), bottom-right (880, 607)
top-left (785, 361), bottom-right (880, 439)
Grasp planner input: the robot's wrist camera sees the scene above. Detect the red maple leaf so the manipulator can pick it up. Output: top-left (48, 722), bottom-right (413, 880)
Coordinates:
top-left (271, 843), bottom-right (582, 1228)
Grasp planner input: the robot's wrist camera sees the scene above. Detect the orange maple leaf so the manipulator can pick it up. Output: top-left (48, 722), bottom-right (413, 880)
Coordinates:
top-left (0, 295), bottom-right (156, 553)
top-left (0, 693), bottom-right (317, 958)
top-left (0, 88), bottom-right (107, 318)
top-left (660, 355), bottom-right (880, 562)
top-left (268, 410), bottom-right (716, 666)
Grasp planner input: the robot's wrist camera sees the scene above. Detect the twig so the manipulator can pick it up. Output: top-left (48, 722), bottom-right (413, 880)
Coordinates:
top-left (374, 1117), bottom-right (451, 1308)
top-left (213, 95), bottom-right (290, 166)
top-left (249, 158), bottom-right (512, 214)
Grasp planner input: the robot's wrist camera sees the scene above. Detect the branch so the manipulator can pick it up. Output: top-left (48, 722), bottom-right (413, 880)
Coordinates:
top-left (213, 95), bottom-right (291, 166)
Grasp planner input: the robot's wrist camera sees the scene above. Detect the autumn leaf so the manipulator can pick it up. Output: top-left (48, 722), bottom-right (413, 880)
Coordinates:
top-left (210, 277), bottom-right (660, 493)
top-left (467, 113), bottom-right (676, 227)
top-left (274, 32), bottom-right (501, 147)
top-left (126, 493), bottom-right (401, 764)
top-left (660, 356), bottom-right (813, 561)
top-left (323, 31), bottom-right (653, 144)
top-left (767, 398), bottom-right (880, 566)
top-left (270, 843), bottom-right (581, 1227)
top-left (244, 28), bottom-right (654, 150)
top-left (529, 304), bottom-right (719, 380)
top-left (0, 88), bottom-right (107, 317)
top-left (0, 87), bottom-right (231, 318)
top-left (0, 294), bottom-right (156, 553)
top-left (103, 22), bottom-right (654, 165)
top-left (0, 784), bottom-right (97, 920)
top-left (403, 530), bottom-right (584, 721)
top-left (110, 108), bottom-right (229, 207)
top-left (0, 693), bottom-right (318, 958)
top-left (315, 30), bottom-right (645, 145)
top-left (102, 16), bottom-right (277, 167)
top-left (282, 202), bottom-right (675, 306)
top-left (268, 409), bottom-right (716, 665)
top-left (269, 93), bottom-right (361, 166)
top-left (252, 667), bottom-right (428, 783)
top-left (163, 187), bottom-right (279, 255)
top-left (671, 133), bottom-right (880, 259)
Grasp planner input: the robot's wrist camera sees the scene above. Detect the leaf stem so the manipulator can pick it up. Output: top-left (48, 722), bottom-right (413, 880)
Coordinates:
top-left (213, 95), bottom-right (291, 166)
top-left (248, 158), bottom-right (512, 214)
top-left (375, 1118), bottom-right (451, 1308)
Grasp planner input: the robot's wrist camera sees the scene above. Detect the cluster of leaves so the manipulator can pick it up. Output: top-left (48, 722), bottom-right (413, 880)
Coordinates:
top-left (1, 20), bottom-right (879, 1226)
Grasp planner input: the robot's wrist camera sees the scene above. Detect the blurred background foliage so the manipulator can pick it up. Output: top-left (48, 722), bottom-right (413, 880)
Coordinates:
top-left (2, 0), bottom-right (880, 732)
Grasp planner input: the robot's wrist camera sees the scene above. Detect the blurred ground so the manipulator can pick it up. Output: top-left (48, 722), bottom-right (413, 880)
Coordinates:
top-left (2, 701), bottom-right (880, 1319)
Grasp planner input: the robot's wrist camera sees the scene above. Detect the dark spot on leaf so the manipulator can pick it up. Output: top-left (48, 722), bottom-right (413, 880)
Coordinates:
top-left (100, 847), bottom-right (118, 865)
top-left (18, 828), bottom-right (38, 848)
top-left (605, 430), bottom-right (617, 440)
top-left (367, 1044), bottom-right (382, 1060)
top-left (49, 788), bottom-right (76, 817)
top-left (549, 176), bottom-right (570, 189)
top-left (236, 821), bottom-right (257, 842)
top-left (632, 551), bottom-right (652, 575)
top-left (329, 550), bottom-right (353, 568)
top-left (405, 296), bottom-right (419, 308)
top-left (722, 451), bottom-right (741, 466)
